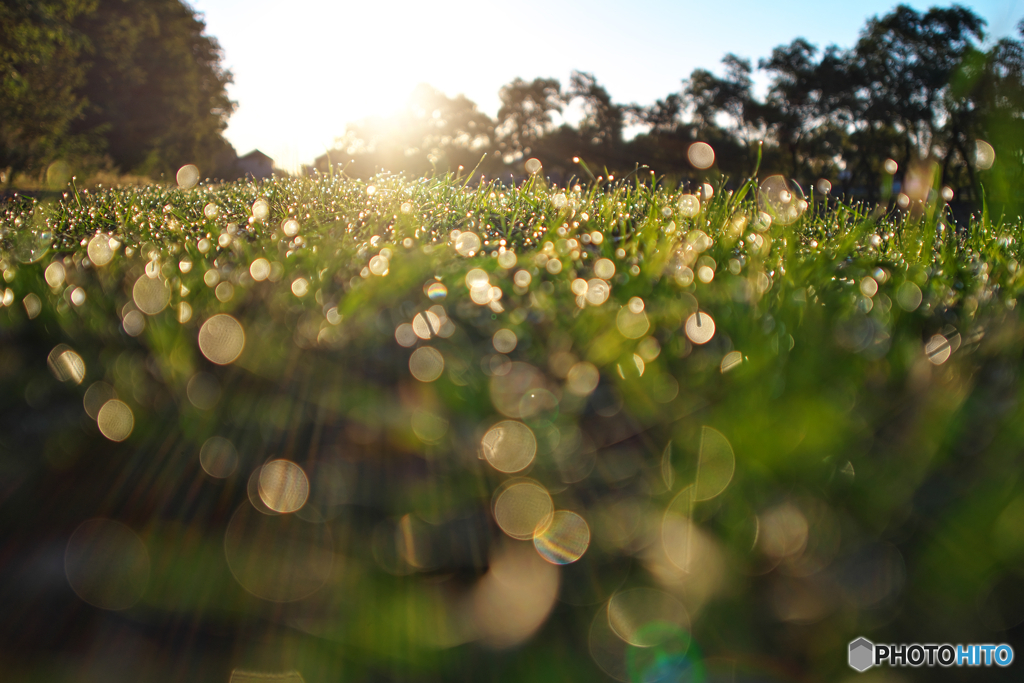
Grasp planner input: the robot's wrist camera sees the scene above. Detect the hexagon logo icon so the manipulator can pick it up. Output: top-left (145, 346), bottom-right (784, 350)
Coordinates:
top-left (849, 637), bottom-right (874, 672)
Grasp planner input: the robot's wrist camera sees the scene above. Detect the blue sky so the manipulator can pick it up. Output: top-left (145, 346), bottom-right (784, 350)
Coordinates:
top-left (189, 0), bottom-right (1024, 172)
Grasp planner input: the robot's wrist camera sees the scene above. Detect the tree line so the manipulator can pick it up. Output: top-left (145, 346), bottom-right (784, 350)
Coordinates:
top-left (318, 5), bottom-right (1024, 206)
top-left (1, 0), bottom-right (235, 185)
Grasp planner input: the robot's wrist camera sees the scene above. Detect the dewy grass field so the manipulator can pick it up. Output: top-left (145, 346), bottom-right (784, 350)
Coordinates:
top-left (1, 161), bottom-right (1023, 682)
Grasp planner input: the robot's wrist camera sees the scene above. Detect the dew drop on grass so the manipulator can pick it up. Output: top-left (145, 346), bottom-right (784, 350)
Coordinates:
top-left (252, 199), bottom-right (270, 221)
top-left (883, 159), bottom-right (898, 175)
top-left (677, 194), bottom-right (700, 218)
top-left (525, 158), bottom-right (542, 175)
top-left (759, 176), bottom-right (807, 226)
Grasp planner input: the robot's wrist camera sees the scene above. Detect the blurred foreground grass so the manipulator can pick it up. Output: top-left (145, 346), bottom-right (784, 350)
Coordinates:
top-left (1, 167), bottom-right (1023, 682)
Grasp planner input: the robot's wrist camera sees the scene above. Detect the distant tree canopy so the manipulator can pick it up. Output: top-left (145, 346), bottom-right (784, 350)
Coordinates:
top-left (320, 4), bottom-right (1024, 207)
top-left (1, 0), bottom-right (235, 183)
top-left (0, 0), bottom-right (95, 181)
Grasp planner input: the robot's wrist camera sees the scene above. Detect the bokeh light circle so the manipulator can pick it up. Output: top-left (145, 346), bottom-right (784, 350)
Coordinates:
top-left (87, 233), bottom-right (113, 266)
top-left (534, 510), bottom-right (591, 564)
top-left (133, 274), bottom-right (171, 315)
top-left (224, 502), bottom-right (333, 602)
top-left (258, 459), bottom-right (310, 513)
top-left (493, 479), bottom-right (554, 540)
top-left (176, 164), bottom-right (200, 189)
top-left (200, 436), bottom-right (238, 478)
top-left (687, 142), bottom-right (715, 170)
top-left (607, 587), bottom-right (691, 648)
top-left (481, 420), bottom-right (537, 473)
top-left (65, 519), bottom-right (150, 610)
top-left (198, 314), bottom-right (246, 365)
top-left (97, 399), bottom-right (134, 441)
top-left (758, 175), bottom-right (807, 226)
top-left (409, 346), bottom-right (444, 382)
top-left (47, 344), bottom-right (85, 385)
top-left (684, 311), bottom-right (715, 344)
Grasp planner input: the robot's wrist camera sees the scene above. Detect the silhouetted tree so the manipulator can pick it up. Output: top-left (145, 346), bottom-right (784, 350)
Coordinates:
top-left (320, 3), bottom-right (1016, 206)
top-left (568, 71), bottom-right (624, 156)
top-left (852, 5), bottom-right (985, 170)
top-left (626, 94), bottom-right (683, 134)
top-left (495, 77), bottom-right (563, 159)
top-left (0, 0), bottom-right (96, 182)
top-left (69, 0), bottom-right (236, 177)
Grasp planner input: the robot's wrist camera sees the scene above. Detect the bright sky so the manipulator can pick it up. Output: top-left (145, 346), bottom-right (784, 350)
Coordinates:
top-left (189, 0), bottom-right (1024, 173)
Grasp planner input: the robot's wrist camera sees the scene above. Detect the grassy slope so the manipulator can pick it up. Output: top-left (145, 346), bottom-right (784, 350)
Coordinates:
top-left (0, 170), bottom-right (1022, 681)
